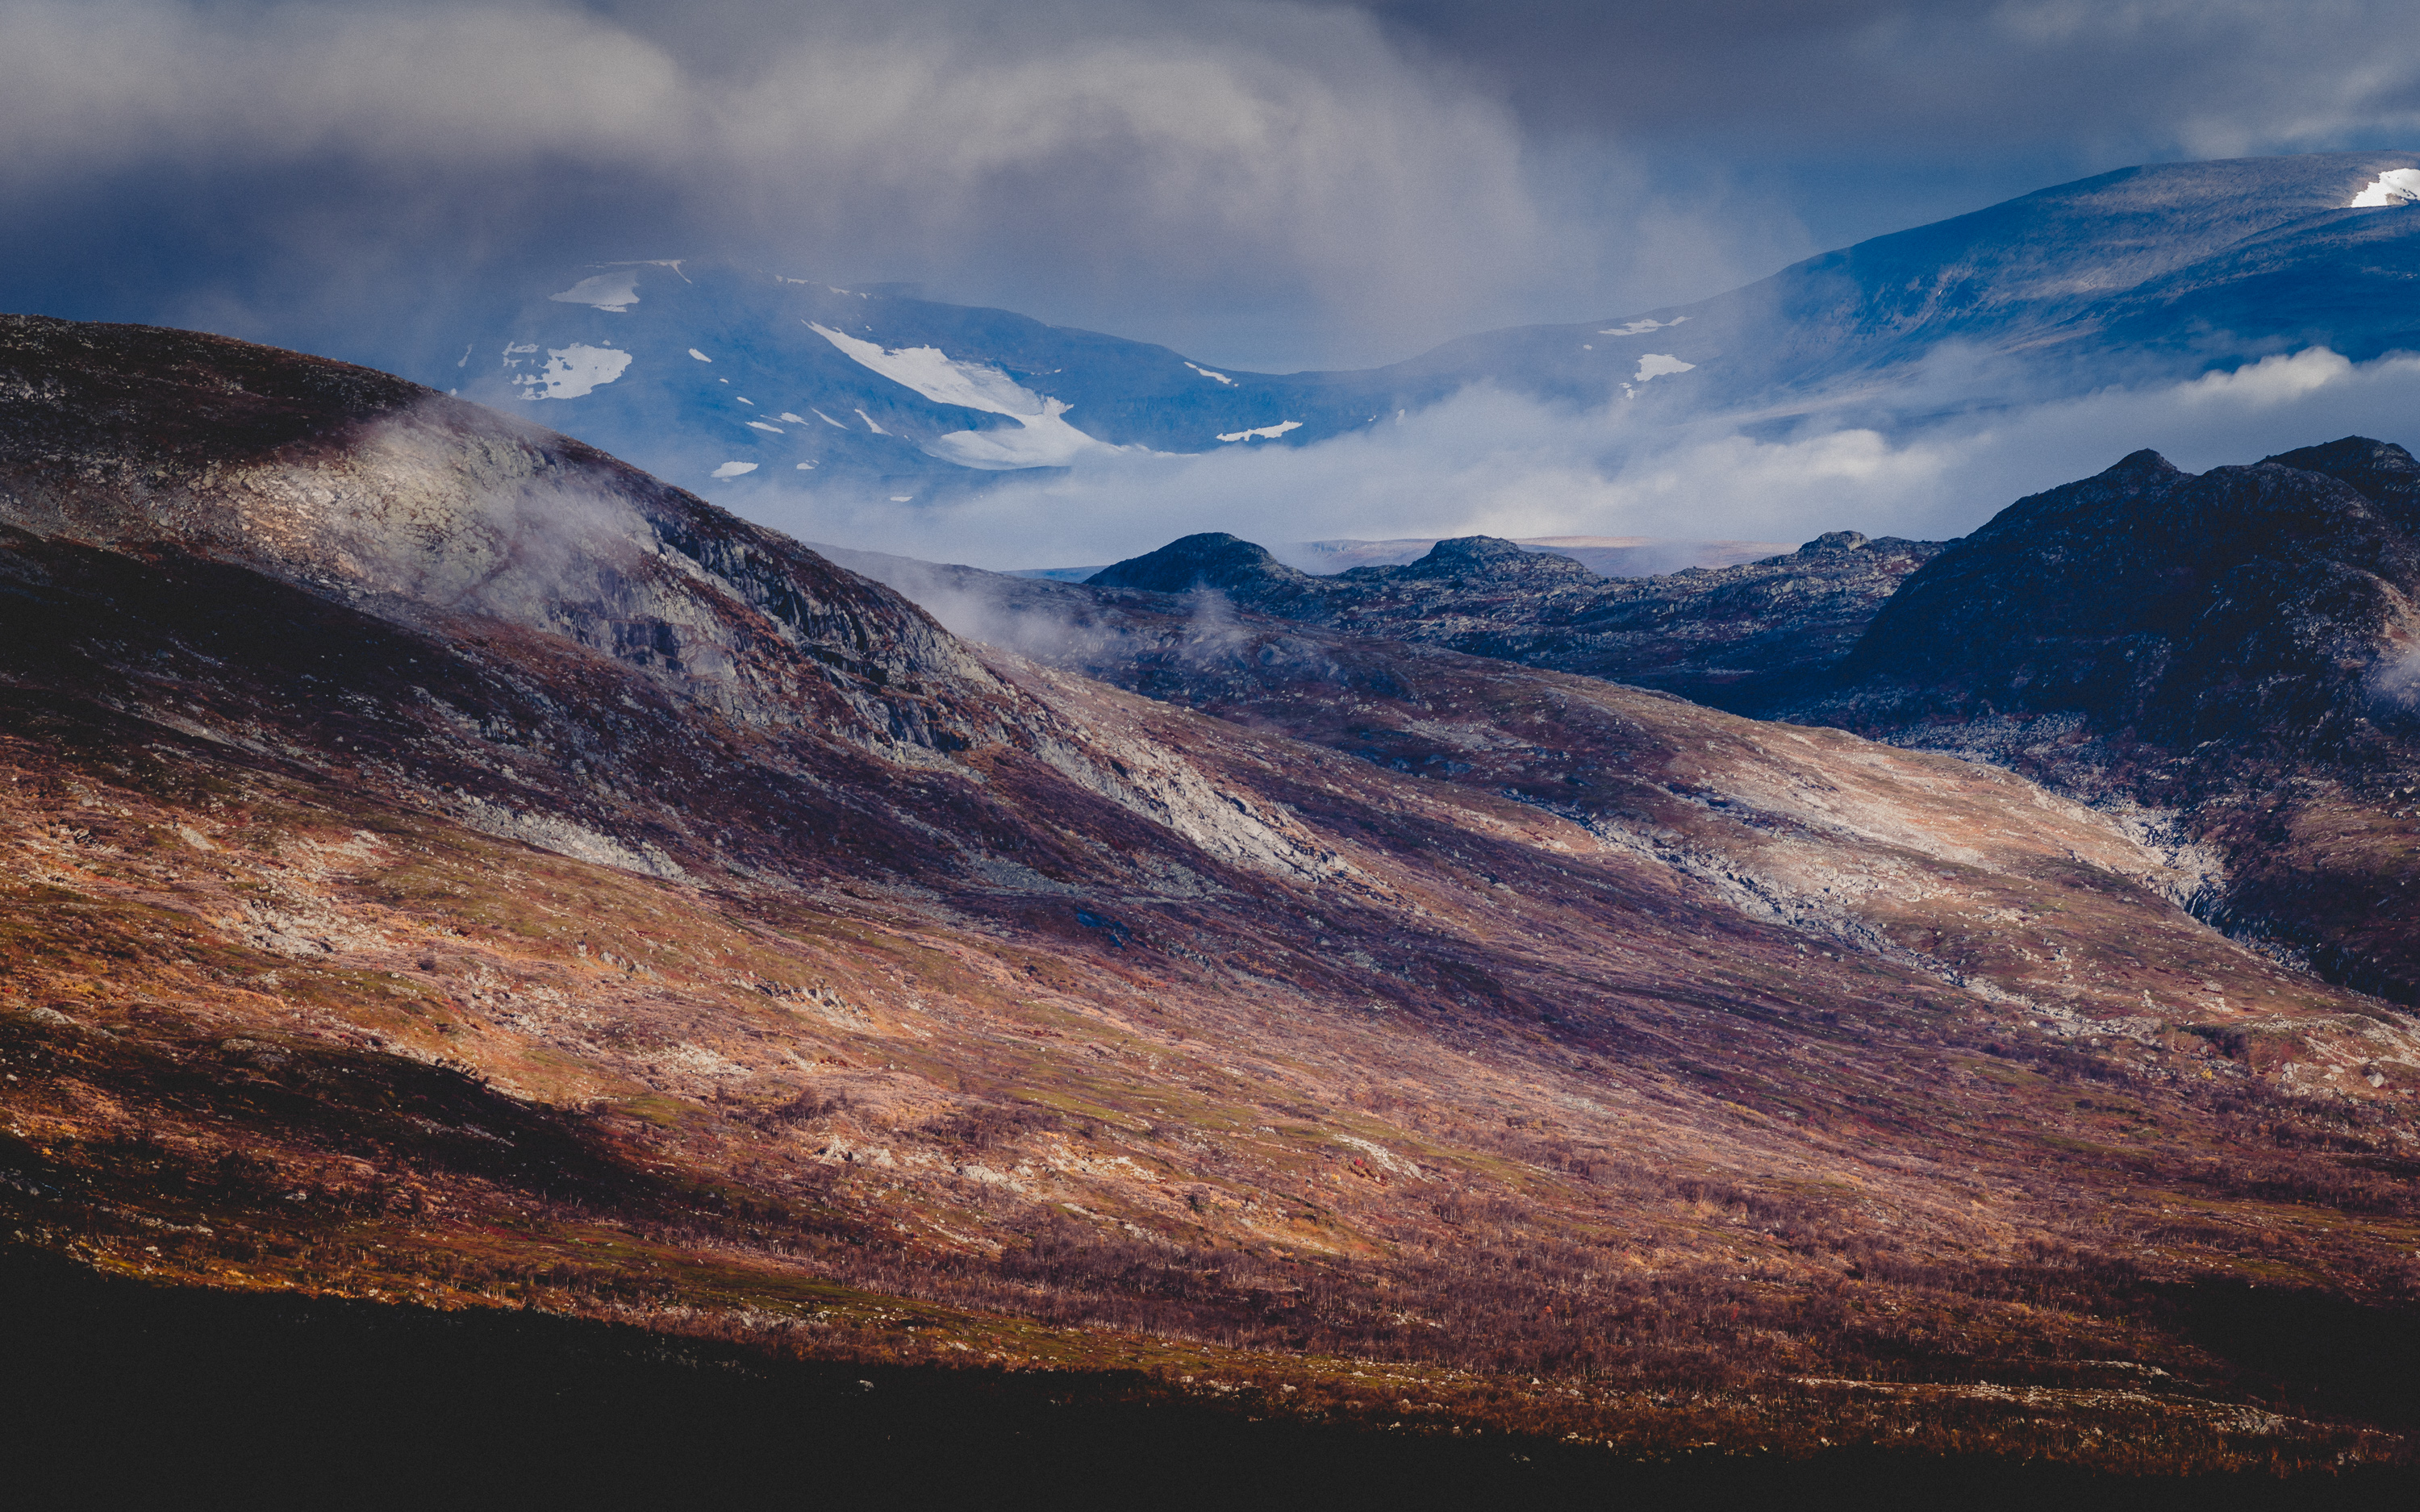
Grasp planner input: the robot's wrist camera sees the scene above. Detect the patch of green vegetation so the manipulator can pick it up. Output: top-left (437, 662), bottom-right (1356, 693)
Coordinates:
top-left (617, 1094), bottom-right (696, 1128)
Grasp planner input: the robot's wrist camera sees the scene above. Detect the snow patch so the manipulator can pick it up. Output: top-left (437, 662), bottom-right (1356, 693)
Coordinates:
top-left (2350, 169), bottom-right (2420, 206)
top-left (808, 321), bottom-right (1109, 469)
top-left (796, 461), bottom-right (816, 470)
top-left (1602, 315), bottom-right (1689, 336)
top-left (1216, 420), bottom-right (1301, 443)
top-left (745, 420), bottom-right (784, 434)
top-left (1634, 353), bottom-right (1696, 382)
top-left (811, 410), bottom-right (846, 428)
top-left (778, 412), bottom-right (807, 424)
top-left (854, 407), bottom-right (891, 435)
top-left (1185, 361), bottom-right (1236, 386)
top-left (689, 348), bottom-right (713, 362)
top-left (513, 344), bottom-right (631, 401)
top-left (549, 273), bottom-right (641, 312)
top-left (711, 461), bottom-right (758, 478)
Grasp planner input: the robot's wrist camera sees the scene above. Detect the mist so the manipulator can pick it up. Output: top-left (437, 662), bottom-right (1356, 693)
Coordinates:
top-left (725, 346), bottom-right (2420, 570)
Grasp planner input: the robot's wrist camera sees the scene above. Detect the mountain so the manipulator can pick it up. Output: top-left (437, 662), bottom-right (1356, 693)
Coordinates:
top-left (1062, 434), bottom-right (2420, 1015)
top-left (1791, 438), bottom-right (2420, 1007)
top-left (461, 153), bottom-right (2420, 505)
top-left (457, 262), bottom-right (1360, 496)
top-left (11, 315), bottom-right (2420, 1486)
top-left (1338, 152), bottom-right (2420, 427)
top-left (1071, 527), bottom-right (1946, 711)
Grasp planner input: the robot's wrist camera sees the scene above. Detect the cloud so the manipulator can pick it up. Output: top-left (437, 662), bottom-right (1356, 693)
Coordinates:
top-left (1368, 0), bottom-right (2420, 156)
top-left (9, 2), bottom-right (2420, 377)
top-left (733, 346), bottom-right (2420, 569)
top-left (0, 0), bottom-right (1575, 369)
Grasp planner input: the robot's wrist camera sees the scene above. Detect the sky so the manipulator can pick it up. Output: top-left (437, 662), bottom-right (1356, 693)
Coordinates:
top-left (8, 1), bottom-right (2420, 561)
top-left (10, 0), bottom-right (2420, 375)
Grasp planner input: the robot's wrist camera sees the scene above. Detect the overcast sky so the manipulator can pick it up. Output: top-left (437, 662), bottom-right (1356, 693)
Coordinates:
top-left (6, 0), bottom-right (2420, 376)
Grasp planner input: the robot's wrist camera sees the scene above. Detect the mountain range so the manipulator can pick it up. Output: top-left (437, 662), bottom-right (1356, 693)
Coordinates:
top-left (462, 152), bottom-right (2420, 510)
top-left (11, 310), bottom-right (2420, 1495)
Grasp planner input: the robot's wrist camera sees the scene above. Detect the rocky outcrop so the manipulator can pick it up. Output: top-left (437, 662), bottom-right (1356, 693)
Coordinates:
top-left (1085, 531), bottom-right (1314, 597)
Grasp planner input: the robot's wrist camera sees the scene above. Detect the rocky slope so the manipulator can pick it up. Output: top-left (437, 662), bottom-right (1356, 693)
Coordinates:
top-left (10, 319), bottom-right (2420, 1480)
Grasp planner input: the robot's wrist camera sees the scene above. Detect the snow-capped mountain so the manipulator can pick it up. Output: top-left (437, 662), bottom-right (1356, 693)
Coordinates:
top-left (1338, 151), bottom-right (2420, 426)
top-left (463, 152), bottom-right (2420, 498)
top-left (456, 264), bottom-right (1371, 495)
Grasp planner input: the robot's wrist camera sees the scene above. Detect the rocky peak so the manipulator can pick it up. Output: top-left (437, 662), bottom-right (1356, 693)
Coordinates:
top-left (1797, 530), bottom-right (1870, 555)
top-left (1086, 532), bottom-right (1312, 596)
top-left (2264, 435), bottom-right (2420, 532)
top-left (1396, 535), bottom-right (1595, 582)
top-left (2109, 447), bottom-right (2184, 478)
top-left (1821, 445), bottom-right (2420, 752)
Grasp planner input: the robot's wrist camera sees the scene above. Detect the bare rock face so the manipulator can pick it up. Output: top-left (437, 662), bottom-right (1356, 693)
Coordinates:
top-left (0, 314), bottom-right (999, 757)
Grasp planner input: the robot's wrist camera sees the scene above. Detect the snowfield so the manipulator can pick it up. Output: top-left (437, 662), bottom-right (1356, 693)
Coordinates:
top-left (515, 344), bottom-right (631, 401)
top-left (2351, 169), bottom-right (2420, 206)
top-left (811, 322), bottom-right (1109, 469)
top-left (548, 273), bottom-right (642, 312)
top-left (1216, 420), bottom-right (1302, 443)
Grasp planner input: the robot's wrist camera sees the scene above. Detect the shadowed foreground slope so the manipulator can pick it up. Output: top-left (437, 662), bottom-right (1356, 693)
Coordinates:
top-left (6, 317), bottom-right (2420, 1485)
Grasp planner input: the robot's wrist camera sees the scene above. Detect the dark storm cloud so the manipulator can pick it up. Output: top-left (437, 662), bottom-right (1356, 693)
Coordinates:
top-left (0, 0), bottom-right (1555, 370)
top-left (1365, 0), bottom-right (2420, 152)
top-left (3, 0), bottom-right (2419, 373)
